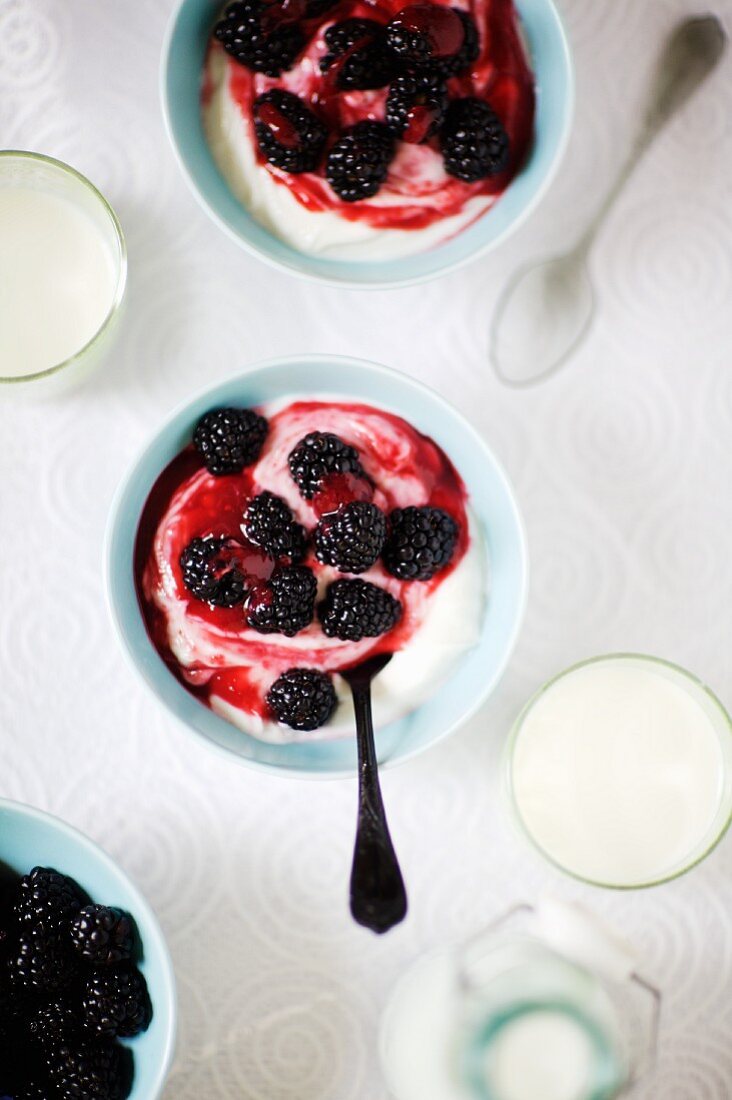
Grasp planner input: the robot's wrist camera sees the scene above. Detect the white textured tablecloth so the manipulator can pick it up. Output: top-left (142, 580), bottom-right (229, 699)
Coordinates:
top-left (2, 0), bottom-right (732, 1095)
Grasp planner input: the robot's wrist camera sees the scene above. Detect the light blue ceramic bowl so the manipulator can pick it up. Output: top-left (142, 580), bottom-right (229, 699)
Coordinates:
top-left (0, 799), bottom-right (176, 1097)
top-left (161, 0), bottom-right (573, 288)
top-left (105, 355), bottom-right (528, 778)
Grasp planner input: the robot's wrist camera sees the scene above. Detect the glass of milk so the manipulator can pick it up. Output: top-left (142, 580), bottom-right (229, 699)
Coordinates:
top-left (380, 899), bottom-right (660, 1100)
top-left (506, 654), bottom-right (732, 888)
top-left (0, 151), bottom-right (126, 389)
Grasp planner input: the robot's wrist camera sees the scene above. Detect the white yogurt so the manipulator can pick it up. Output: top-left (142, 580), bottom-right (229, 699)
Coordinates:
top-left (210, 513), bottom-right (486, 742)
top-left (145, 396), bottom-right (487, 743)
top-left (202, 45), bottom-right (494, 261)
top-left (0, 187), bottom-right (117, 377)
top-left (511, 656), bottom-right (731, 886)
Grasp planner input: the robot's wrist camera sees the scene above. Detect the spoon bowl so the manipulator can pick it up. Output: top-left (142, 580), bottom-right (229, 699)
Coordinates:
top-left (491, 250), bottom-right (595, 386)
top-left (490, 14), bottom-right (726, 387)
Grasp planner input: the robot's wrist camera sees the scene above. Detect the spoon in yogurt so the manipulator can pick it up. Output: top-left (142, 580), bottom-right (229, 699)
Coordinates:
top-left (489, 14), bottom-right (727, 387)
top-left (341, 652), bottom-right (408, 934)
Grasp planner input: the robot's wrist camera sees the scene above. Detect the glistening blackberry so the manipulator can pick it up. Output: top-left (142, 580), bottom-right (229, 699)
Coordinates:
top-left (315, 502), bottom-right (387, 574)
top-left (180, 537), bottom-right (249, 608)
top-left (325, 122), bottom-right (395, 203)
top-left (320, 19), bottom-right (395, 90)
top-left (253, 90), bottom-right (327, 174)
top-left (243, 491), bottom-right (307, 563)
top-left (267, 668), bottom-right (337, 731)
top-left (82, 966), bottom-right (152, 1040)
top-left (385, 69), bottom-right (448, 143)
top-left (70, 906), bottom-right (134, 967)
top-left (214, 0), bottom-right (305, 77)
top-left (0, 864), bottom-right (151, 1098)
top-left (246, 566), bottom-right (317, 636)
top-left (193, 407), bottom-right (268, 475)
top-left (441, 98), bottom-right (509, 182)
top-left (318, 579), bottom-right (402, 642)
top-left (383, 506), bottom-right (458, 580)
top-left (288, 432), bottom-right (366, 499)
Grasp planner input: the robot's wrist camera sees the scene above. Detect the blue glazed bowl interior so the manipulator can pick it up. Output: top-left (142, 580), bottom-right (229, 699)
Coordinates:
top-left (162, 0), bottom-right (573, 287)
top-left (106, 356), bottom-right (527, 778)
top-left (0, 800), bottom-right (176, 1099)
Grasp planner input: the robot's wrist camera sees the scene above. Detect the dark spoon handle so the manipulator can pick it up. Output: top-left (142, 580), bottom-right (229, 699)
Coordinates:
top-left (349, 680), bottom-right (408, 934)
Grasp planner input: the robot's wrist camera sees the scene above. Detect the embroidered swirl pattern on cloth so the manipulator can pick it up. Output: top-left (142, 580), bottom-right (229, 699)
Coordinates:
top-left (0, 0), bottom-right (731, 1096)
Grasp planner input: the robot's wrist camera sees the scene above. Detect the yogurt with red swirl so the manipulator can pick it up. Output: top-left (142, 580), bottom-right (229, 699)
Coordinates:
top-left (137, 398), bottom-right (486, 742)
top-left (202, 0), bottom-right (535, 260)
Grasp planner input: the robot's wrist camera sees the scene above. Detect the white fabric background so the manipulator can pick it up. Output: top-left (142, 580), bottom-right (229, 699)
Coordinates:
top-left (1, 0), bottom-right (732, 1095)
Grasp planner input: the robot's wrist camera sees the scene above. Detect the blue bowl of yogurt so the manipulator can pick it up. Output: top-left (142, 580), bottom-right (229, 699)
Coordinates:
top-left (105, 355), bottom-right (527, 778)
top-left (161, 0), bottom-right (573, 288)
top-left (0, 799), bottom-right (176, 1097)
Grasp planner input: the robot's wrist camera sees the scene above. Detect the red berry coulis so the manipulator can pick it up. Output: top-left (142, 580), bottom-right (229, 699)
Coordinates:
top-left (206, 0), bottom-right (535, 232)
top-left (136, 400), bottom-right (471, 726)
top-left (393, 3), bottom-right (465, 57)
top-left (256, 100), bottom-right (302, 147)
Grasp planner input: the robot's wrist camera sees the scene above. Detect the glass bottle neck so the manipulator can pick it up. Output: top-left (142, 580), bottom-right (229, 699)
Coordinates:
top-left (460, 998), bottom-right (624, 1100)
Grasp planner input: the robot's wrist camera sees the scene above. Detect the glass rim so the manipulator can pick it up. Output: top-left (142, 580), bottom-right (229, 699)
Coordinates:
top-left (0, 149), bottom-right (127, 386)
top-left (504, 652), bottom-right (732, 890)
top-left (463, 997), bottom-right (623, 1100)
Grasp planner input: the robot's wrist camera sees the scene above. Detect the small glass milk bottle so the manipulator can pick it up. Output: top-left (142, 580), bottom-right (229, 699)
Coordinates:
top-left (379, 899), bottom-right (660, 1100)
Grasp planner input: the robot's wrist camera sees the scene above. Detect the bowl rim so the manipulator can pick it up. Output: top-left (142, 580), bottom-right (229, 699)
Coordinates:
top-left (104, 353), bottom-right (529, 780)
top-left (0, 796), bottom-right (177, 1096)
top-left (0, 149), bottom-right (127, 385)
top-left (504, 652), bottom-right (732, 890)
top-left (159, 0), bottom-right (575, 290)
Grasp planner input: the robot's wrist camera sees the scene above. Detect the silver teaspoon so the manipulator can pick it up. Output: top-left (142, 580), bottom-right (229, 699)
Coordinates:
top-left (489, 14), bottom-right (727, 388)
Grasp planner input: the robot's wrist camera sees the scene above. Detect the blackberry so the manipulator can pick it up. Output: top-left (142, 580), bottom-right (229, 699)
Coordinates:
top-left (46, 1040), bottom-right (126, 1100)
top-left (81, 966), bottom-right (151, 1040)
top-left (0, 979), bottom-right (16, 1040)
top-left (320, 19), bottom-right (395, 91)
top-left (70, 906), bottom-right (134, 968)
top-left (246, 566), bottom-right (316, 636)
top-left (29, 999), bottom-right (81, 1049)
top-left (14, 1083), bottom-right (56, 1100)
top-left (438, 9), bottom-right (479, 75)
top-left (15, 868), bottom-right (86, 935)
top-left (305, 0), bottom-right (339, 15)
top-left (315, 502), bottom-right (386, 574)
top-left (8, 930), bottom-right (76, 994)
top-left (0, 1035), bottom-right (33, 1091)
top-left (385, 69), bottom-right (447, 143)
top-left (266, 669), bottom-right (337, 731)
top-left (243, 491), bottom-right (306, 563)
top-left (0, 870), bottom-right (16, 930)
top-left (441, 97), bottom-right (509, 181)
top-left (385, 4), bottom-right (471, 69)
top-left (0, 975), bottom-right (28, 1053)
top-left (383, 505), bottom-right (458, 580)
top-left (180, 537), bottom-right (248, 607)
top-left (193, 407), bottom-right (268, 475)
top-left (0, 1003), bottom-right (27, 1078)
top-left (318, 579), bottom-right (402, 641)
top-left (253, 90), bottom-right (327, 174)
top-left (214, 0), bottom-right (305, 77)
top-left (325, 121), bottom-right (395, 202)
top-left (288, 432), bottom-right (365, 499)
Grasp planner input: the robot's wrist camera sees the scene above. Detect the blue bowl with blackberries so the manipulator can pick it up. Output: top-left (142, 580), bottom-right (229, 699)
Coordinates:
top-left (105, 354), bottom-right (528, 778)
top-left (162, 0), bottom-right (573, 287)
top-left (0, 800), bottom-right (176, 1099)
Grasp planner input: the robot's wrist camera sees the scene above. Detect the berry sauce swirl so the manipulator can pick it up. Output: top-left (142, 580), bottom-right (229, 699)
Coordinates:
top-left (202, 0), bottom-right (535, 234)
top-left (136, 400), bottom-right (473, 737)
